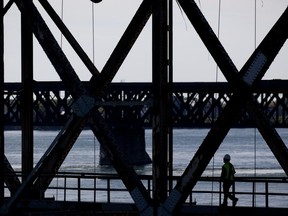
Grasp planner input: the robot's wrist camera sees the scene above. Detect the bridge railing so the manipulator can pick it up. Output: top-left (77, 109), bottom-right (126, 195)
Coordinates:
top-left (5, 172), bottom-right (288, 208)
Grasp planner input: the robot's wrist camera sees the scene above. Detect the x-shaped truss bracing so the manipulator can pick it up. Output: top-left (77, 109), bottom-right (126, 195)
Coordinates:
top-left (1, 0), bottom-right (153, 215)
top-left (160, 0), bottom-right (288, 214)
top-left (1, 0), bottom-right (288, 216)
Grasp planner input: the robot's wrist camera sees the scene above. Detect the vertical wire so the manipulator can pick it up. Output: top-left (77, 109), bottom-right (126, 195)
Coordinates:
top-left (56, 0), bottom-right (64, 200)
top-left (92, 3), bottom-right (95, 65)
top-left (60, 0), bottom-right (64, 48)
top-left (253, 0), bottom-right (257, 208)
top-left (254, 0), bottom-right (257, 50)
top-left (253, 127), bottom-right (257, 207)
top-left (211, 0), bottom-right (222, 206)
top-left (92, 2), bottom-right (96, 172)
top-left (215, 0), bottom-right (221, 82)
top-left (254, 0), bottom-right (257, 183)
top-left (92, 2), bottom-right (97, 202)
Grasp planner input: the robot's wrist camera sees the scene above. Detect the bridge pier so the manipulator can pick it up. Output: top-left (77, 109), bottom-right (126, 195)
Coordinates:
top-left (99, 127), bottom-right (152, 165)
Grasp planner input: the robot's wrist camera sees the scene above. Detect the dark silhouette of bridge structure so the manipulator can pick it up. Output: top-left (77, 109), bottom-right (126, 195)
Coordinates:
top-left (4, 80), bottom-right (288, 129)
top-left (1, 0), bottom-right (288, 215)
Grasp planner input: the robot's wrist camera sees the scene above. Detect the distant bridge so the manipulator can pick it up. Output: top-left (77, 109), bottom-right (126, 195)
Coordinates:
top-left (4, 80), bottom-right (288, 129)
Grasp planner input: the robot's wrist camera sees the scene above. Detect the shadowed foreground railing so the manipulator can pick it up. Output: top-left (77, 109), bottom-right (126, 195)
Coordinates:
top-left (4, 172), bottom-right (288, 208)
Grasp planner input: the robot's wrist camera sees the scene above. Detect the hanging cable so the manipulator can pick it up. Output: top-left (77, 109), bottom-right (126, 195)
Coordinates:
top-left (91, 2), bottom-right (97, 171)
top-left (60, 0), bottom-right (64, 48)
top-left (253, 127), bottom-right (257, 207)
top-left (253, 0), bottom-right (257, 208)
top-left (211, 0), bottom-right (222, 206)
top-left (92, 2), bottom-right (96, 169)
top-left (92, 2), bottom-right (95, 64)
top-left (215, 0), bottom-right (221, 82)
top-left (56, 0), bottom-right (64, 200)
top-left (254, 0), bottom-right (257, 49)
top-left (91, 2), bottom-right (97, 201)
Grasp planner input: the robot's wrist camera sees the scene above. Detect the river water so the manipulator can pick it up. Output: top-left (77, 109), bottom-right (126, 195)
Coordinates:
top-left (3, 128), bottom-right (288, 207)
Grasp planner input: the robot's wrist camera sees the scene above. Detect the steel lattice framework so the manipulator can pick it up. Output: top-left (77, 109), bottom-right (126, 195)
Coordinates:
top-left (1, 0), bottom-right (288, 215)
top-left (4, 81), bottom-right (288, 128)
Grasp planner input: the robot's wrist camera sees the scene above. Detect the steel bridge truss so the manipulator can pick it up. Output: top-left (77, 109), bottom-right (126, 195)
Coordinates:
top-left (1, 0), bottom-right (288, 215)
top-left (4, 81), bottom-right (288, 129)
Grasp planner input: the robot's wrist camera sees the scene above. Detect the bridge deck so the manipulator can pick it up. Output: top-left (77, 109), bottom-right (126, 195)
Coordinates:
top-left (9, 200), bottom-right (288, 216)
top-left (3, 172), bottom-right (288, 215)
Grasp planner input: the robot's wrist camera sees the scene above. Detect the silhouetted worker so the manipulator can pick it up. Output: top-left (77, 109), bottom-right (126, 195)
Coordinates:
top-left (220, 154), bottom-right (238, 207)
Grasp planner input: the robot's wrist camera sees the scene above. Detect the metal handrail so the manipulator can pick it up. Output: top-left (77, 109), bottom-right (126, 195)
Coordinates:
top-left (4, 172), bottom-right (288, 208)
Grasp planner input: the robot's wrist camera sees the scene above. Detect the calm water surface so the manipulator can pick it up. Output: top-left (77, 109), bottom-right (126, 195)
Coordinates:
top-left (4, 128), bottom-right (288, 176)
top-left (4, 128), bottom-right (288, 207)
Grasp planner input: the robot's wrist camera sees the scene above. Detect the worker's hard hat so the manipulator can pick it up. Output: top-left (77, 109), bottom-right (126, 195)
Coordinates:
top-left (223, 154), bottom-right (231, 162)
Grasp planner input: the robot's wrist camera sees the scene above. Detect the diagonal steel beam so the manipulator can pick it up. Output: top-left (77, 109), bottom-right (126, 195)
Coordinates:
top-left (89, 0), bottom-right (152, 94)
top-left (245, 95), bottom-right (288, 174)
top-left (3, 156), bottom-right (21, 195)
top-left (177, 0), bottom-right (288, 175)
top-left (2, 0), bottom-right (14, 16)
top-left (177, 0), bottom-right (288, 174)
top-left (33, 0), bottom-right (153, 205)
top-left (16, 0), bottom-right (87, 99)
top-left (160, 1), bottom-right (288, 214)
top-left (38, 0), bottom-right (99, 77)
top-left (1, 0), bottom-right (153, 214)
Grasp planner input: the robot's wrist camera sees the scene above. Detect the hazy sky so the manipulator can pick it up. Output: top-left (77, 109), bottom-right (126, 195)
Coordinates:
top-left (3, 0), bottom-right (288, 83)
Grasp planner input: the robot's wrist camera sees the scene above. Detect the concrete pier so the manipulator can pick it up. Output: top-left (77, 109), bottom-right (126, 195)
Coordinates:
top-left (99, 127), bottom-right (152, 165)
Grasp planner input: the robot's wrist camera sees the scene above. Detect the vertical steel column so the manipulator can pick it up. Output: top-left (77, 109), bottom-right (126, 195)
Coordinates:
top-left (1, 2), bottom-right (154, 214)
top-left (167, 0), bottom-right (173, 192)
top-left (0, 0), bottom-right (4, 202)
top-left (160, 2), bottom-right (288, 214)
top-left (21, 0), bottom-right (34, 184)
top-left (152, 0), bottom-right (170, 207)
